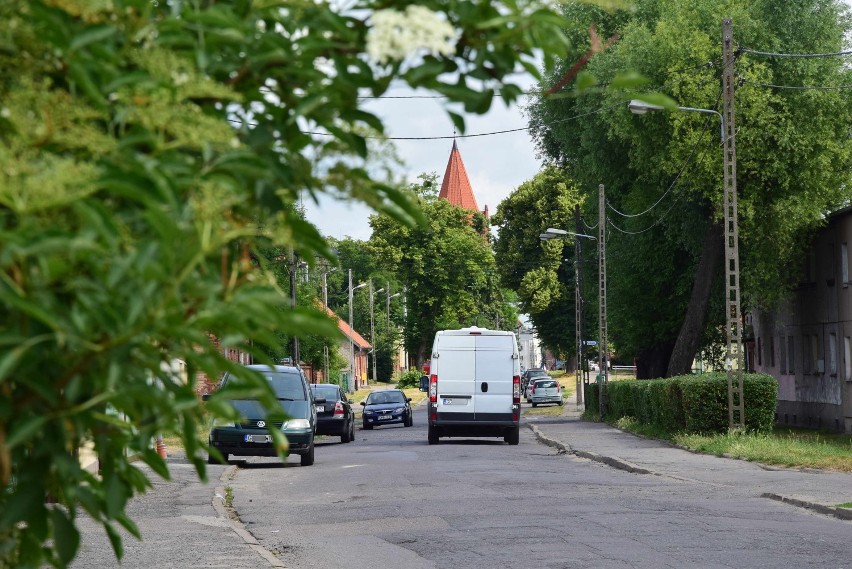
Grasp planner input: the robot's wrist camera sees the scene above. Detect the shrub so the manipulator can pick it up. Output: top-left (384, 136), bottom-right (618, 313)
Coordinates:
top-left (396, 369), bottom-right (423, 389)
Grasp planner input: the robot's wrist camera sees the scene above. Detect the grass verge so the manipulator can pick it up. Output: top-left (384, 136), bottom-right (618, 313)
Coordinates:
top-left (613, 416), bottom-right (852, 472)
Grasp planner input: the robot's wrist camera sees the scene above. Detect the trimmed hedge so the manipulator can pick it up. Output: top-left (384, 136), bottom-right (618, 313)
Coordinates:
top-left (584, 373), bottom-right (778, 434)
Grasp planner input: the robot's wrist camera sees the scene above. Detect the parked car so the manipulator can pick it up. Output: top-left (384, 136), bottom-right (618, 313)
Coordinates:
top-left (522, 368), bottom-right (550, 401)
top-left (361, 389), bottom-right (413, 429)
top-left (311, 383), bottom-right (355, 443)
top-left (529, 377), bottom-right (563, 407)
top-left (207, 364), bottom-right (318, 466)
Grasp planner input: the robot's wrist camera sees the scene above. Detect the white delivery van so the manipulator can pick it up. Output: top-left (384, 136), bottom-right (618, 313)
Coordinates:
top-left (426, 326), bottom-right (521, 445)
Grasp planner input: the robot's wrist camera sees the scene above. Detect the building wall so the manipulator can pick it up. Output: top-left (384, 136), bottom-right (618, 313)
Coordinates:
top-left (518, 329), bottom-right (541, 371)
top-left (751, 208), bottom-right (852, 432)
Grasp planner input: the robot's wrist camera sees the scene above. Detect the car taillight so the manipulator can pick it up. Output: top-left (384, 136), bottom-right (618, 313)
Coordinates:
top-left (532, 382), bottom-right (536, 394)
top-left (333, 401), bottom-right (344, 416)
top-left (429, 374), bottom-right (438, 402)
top-left (512, 375), bottom-right (520, 403)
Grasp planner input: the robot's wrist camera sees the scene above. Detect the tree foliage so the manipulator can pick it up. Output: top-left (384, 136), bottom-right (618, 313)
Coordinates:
top-left (370, 174), bottom-right (517, 367)
top-left (527, 0), bottom-right (852, 376)
top-left (0, 0), bottom-right (572, 565)
top-left (491, 166), bottom-right (585, 359)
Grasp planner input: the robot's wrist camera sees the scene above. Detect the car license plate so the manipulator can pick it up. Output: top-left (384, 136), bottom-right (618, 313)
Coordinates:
top-left (377, 415), bottom-right (393, 420)
top-left (245, 434), bottom-right (272, 443)
top-left (315, 405), bottom-right (324, 412)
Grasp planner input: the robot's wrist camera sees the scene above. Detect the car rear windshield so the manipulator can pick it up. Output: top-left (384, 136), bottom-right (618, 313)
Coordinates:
top-left (262, 371), bottom-right (307, 400)
top-left (366, 391), bottom-right (405, 405)
top-left (535, 380), bottom-right (557, 389)
top-left (311, 385), bottom-right (339, 400)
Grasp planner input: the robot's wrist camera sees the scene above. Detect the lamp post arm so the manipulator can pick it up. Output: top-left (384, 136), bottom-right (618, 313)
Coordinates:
top-left (676, 106), bottom-right (724, 142)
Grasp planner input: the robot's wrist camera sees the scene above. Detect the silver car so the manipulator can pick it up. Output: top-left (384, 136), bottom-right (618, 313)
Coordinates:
top-left (529, 378), bottom-right (563, 407)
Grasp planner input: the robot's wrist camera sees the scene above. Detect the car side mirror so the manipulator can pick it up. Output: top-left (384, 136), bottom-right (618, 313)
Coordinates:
top-left (360, 401), bottom-right (366, 406)
top-left (406, 397), bottom-right (412, 402)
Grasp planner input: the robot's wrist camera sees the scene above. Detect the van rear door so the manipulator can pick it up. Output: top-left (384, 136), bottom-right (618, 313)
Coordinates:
top-left (434, 334), bottom-right (475, 420)
top-left (473, 333), bottom-right (515, 421)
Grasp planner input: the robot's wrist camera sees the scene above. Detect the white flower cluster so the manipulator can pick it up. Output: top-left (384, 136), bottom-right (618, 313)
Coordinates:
top-left (366, 5), bottom-right (456, 65)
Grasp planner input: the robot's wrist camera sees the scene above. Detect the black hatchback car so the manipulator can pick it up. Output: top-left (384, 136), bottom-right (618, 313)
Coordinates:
top-left (310, 383), bottom-right (355, 443)
top-left (361, 389), bottom-right (413, 429)
top-left (207, 364), bottom-right (320, 466)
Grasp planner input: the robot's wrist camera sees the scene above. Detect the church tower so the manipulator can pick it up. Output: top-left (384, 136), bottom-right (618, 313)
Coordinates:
top-left (438, 140), bottom-right (484, 215)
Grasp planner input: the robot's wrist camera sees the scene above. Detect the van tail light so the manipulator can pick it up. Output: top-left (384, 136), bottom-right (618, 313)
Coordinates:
top-left (512, 376), bottom-right (520, 404)
top-left (333, 401), bottom-right (344, 417)
top-left (429, 374), bottom-right (438, 403)
top-left (531, 382), bottom-right (536, 394)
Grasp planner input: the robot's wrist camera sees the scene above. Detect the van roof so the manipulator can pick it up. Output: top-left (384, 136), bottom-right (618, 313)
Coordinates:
top-left (436, 326), bottom-right (515, 337)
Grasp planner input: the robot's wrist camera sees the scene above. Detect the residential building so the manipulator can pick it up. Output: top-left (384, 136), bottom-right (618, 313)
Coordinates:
top-left (749, 206), bottom-right (852, 433)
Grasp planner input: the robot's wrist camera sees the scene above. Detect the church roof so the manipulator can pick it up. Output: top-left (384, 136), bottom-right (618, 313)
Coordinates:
top-left (438, 140), bottom-right (479, 212)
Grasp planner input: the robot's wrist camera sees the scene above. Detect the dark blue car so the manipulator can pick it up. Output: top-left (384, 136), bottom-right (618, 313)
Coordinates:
top-left (361, 389), bottom-right (413, 429)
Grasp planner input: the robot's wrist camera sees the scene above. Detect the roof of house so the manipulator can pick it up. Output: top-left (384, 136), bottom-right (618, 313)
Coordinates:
top-left (438, 140), bottom-right (480, 212)
top-left (322, 306), bottom-right (371, 350)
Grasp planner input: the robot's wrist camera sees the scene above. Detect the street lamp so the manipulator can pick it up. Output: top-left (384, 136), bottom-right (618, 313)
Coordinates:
top-left (371, 283), bottom-right (384, 385)
top-left (348, 269), bottom-right (366, 392)
top-left (628, 97), bottom-right (744, 428)
top-left (540, 227), bottom-right (597, 411)
top-left (321, 265), bottom-right (337, 383)
top-left (628, 100), bottom-right (724, 143)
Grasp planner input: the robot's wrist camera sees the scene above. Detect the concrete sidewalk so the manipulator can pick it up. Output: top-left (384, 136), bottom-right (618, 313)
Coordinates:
top-left (524, 391), bottom-right (852, 522)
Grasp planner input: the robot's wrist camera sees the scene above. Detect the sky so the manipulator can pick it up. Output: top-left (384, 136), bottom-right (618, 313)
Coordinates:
top-left (302, 84), bottom-right (542, 241)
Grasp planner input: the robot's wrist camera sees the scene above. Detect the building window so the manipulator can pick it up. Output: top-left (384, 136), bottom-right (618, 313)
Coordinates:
top-left (787, 335), bottom-right (795, 375)
top-left (769, 336), bottom-right (775, 368)
top-left (829, 333), bottom-right (837, 375)
top-left (812, 335), bottom-right (821, 374)
top-left (842, 243), bottom-right (849, 284)
top-left (803, 334), bottom-right (811, 373)
top-left (845, 337), bottom-right (851, 381)
top-left (779, 334), bottom-right (787, 374)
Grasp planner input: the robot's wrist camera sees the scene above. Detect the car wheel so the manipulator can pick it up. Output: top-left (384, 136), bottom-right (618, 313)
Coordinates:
top-left (504, 427), bottom-right (520, 445)
top-left (558, 399), bottom-right (564, 406)
top-left (300, 442), bottom-right (315, 466)
top-left (341, 422), bottom-right (351, 443)
top-left (427, 424), bottom-right (439, 445)
top-left (207, 452), bottom-right (227, 465)
top-left (531, 402), bottom-right (537, 408)
top-left (363, 422), bottom-right (372, 430)
top-left (345, 419), bottom-right (355, 442)
top-left (405, 413), bottom-right (413, 427)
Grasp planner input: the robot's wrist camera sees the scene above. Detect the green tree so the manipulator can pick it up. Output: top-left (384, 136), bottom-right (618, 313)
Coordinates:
top-left (491, 166), bottom-right (585, 360)
top-left (370, 175), bottom-right (516, 367)
top-left (0, 0), bottom-right (572, 565)
top-left (527, 0), bottom-right (852, 378)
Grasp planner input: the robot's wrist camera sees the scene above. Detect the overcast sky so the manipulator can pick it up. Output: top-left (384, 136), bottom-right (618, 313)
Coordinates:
top-left (302, 83), bottom-right (542, 241)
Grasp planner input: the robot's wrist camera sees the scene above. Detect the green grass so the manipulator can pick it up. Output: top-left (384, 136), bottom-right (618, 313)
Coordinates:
top-left (613, 417), bottom-right (852, 472)
top-left (837, 502), bottom-right (852, 509)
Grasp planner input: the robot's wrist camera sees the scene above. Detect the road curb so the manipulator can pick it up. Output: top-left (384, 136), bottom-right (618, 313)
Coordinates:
top-left (762, 493), bottom-right (852, 521)
top-left (527, 423), bottom-right (654, 475)
top-left (213, 465), bottom-right (288, 568)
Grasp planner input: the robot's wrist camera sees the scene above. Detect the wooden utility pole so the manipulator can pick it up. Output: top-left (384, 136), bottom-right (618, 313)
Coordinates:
top-left (289, 248), bottom-right (300, 365)
top-left (574, 205), bottom-right (584, 408)
top-left (598, 184), bottom-right (608, 418)
top-left (722, 18), bottom-right (745, 429)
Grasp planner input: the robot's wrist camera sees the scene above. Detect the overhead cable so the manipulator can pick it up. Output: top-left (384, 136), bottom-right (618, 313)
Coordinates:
top-left (739, 78), bottom-right (852, 91)
top-left (738, 47), bottom-right (852, 58)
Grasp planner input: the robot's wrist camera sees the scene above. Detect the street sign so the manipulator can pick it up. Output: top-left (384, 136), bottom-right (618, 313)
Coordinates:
top-left (583, 340), bottom-right (598, 346)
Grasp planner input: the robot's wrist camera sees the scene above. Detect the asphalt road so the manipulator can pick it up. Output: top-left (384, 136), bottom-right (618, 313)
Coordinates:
top-left (224, 403), bottom-right (852, 569)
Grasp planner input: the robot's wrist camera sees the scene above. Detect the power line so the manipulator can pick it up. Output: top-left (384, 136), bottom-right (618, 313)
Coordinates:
top-left (739, 78), bottom-right (852, 91)
top-left (738, 46), bottom-right (852, 58)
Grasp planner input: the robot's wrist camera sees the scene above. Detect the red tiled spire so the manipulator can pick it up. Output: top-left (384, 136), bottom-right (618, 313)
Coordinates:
top-left (438, 140), bottom-right (479, 211)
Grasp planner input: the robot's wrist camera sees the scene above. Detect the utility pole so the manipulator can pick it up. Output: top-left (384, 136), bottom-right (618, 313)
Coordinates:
top-left (289, 248), bottom-right (299, 365)
top-left (574, 205), bottom-right (584, 409)
top-left (598, 184), bottom-right (608, 418)
top-left (348, 269), bottom-right (355, 392)
top-left (722, 18), bottom-right (745, 429)
top-left (321, 263), bottom-right (333, 383)
top-left (370, 279), bottom-right (377, 386)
